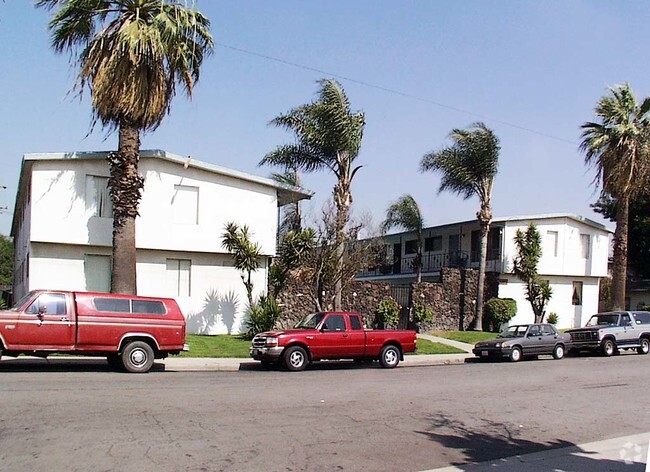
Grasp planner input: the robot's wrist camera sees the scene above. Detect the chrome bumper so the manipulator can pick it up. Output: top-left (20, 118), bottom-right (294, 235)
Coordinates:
top-left (182, 343), bottom-right (190, 351)
top-left (250, 346), bottom-right (284, 359)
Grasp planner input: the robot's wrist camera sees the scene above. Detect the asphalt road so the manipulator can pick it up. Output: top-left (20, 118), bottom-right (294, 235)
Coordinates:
top-left (1, 353), bottom-right (649, 472)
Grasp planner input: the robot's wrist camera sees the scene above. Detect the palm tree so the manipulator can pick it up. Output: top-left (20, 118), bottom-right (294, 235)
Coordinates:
top-left (37, 0), bottom-right (213, 294)
top-left (260, 79), bottom-right (365, 310)
top-left (381, 195), bottom-right (425, 283)
top-left (580, 83), bottom-right (650, 310)
top-left (221, 222), bottom-right (262, 308)
top-left (419, 122), bottom-right (500, 331)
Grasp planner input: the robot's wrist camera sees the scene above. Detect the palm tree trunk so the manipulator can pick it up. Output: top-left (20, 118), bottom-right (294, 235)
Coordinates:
top-left (475, 226), bottom-right (488, 331)
top-left (611, 196), bottom-right (629, 311)
top-left (109, 124), bottom-right (144, 294)
top-left (333, 169), bottom-right (352, 311)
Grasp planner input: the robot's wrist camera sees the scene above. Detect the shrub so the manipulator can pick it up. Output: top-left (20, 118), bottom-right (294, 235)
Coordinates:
top-left (244, 295), bottom-right (282, 339)
top-left (484, 297), bottom-right (517, 331)
top-left (374, 297), bottom-right (400, 329)
top-left (547, 312), bottom-right (559, 325)
top-left (412, 303), bottom-right (433, 325)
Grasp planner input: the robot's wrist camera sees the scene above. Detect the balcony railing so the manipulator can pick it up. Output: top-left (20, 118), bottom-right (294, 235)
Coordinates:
top-left (357, 250), bottom-right (502, 278)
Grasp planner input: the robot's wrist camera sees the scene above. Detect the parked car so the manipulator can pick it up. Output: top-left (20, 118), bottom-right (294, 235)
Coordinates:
top-left (473, 323), bottom-right (571, 362)
top-left (250, 311), bottom-right (417, 371)
top-left (566, 311), bottom-right (650, 356)
top-left (0, 290), bottom-right (187, 373)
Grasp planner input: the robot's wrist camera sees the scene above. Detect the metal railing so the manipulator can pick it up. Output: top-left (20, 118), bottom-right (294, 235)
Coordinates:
top-left (358, 250), bottom-right (502, 278)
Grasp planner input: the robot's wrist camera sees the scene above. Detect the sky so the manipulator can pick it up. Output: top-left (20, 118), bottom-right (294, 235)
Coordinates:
top-left (1, 1), bottom-right (649, 238)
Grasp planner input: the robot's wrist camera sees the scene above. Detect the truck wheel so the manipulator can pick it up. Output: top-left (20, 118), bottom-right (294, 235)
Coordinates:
top-left (121, 341), bottom-right (155, 373)
top-left (602, 339), bottom-right (616, 357)
top-left (509, 346), bottom-right (522, 362)
top-left (552, 344), bottom-right (565, 360)
top-left (379, 345), bottom-right (400, 368)
top-left (284, 346), bottom-right (308, 372)
top-left (638, 337), bottom-right (650, 355)
top-left (106, 353), bottom-right (124, 371)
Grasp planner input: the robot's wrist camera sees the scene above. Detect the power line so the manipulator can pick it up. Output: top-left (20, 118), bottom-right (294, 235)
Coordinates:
top-left (217, 42), bottom-right (578, 146)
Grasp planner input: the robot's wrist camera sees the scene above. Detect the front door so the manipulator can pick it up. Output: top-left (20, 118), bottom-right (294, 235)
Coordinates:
top-left (16, 292), bottom-right (75, 350)
top-left (309, 314), bottom-right (353, 359)
top-left (449, 234), bottom-right (460, 267)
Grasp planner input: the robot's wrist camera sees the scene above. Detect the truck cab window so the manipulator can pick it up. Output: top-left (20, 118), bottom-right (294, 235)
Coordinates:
top-left (322, 315), bottom-right (346, 332)
top-left (26, 293), bottom-right (67, 315)
top-left (350, 315), bottom-right (362, 330)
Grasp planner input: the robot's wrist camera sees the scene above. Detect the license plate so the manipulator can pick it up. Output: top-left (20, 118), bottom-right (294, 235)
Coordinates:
top-left (481, 351), bottom-right (488, 356)
top-left (251, 348), bottom-right (260, 356)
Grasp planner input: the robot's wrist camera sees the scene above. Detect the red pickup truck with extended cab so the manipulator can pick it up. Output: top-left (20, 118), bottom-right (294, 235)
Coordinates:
top-left (250, 311), bottom-right (417, 371)
top-left (0, 290), bottom-right (187, 373)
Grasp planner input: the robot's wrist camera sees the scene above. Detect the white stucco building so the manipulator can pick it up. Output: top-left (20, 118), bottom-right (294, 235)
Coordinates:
top-left (357, 214), bottom-right (612, 329)
top-left (11, 150), bottom-right (311, 334)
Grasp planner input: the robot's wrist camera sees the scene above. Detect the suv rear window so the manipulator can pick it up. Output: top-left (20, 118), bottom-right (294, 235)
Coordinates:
top-left (634, 312), bottom-right (650, 325)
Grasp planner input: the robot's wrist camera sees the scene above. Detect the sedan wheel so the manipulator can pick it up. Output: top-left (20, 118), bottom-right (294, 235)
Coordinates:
top-left (552, 344), bottom-right (565, 360)
top-left (509, 346), bottom-right (522, 362)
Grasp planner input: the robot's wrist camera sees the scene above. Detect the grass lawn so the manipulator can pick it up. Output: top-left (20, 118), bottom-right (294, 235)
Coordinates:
top-left (430, 330), bottom-right (498, 344)
top-left (181, 334), bottom-right (464, 357)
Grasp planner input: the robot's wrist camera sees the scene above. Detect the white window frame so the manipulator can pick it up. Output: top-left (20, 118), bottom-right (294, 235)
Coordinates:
top-left (86, 175), bottom-right (113, 218)
top-left (166, 258), bottom-right (191, 297)
top-left (172, 185), bottom-right (199, 225)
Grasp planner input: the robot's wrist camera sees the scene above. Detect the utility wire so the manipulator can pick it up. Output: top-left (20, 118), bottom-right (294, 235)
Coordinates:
top-left (217, 42), bottom-right (578, 146)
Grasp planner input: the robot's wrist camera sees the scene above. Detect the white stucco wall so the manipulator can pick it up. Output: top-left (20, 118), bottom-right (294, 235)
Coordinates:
top-left (497, 275), bottom-right (600, 329)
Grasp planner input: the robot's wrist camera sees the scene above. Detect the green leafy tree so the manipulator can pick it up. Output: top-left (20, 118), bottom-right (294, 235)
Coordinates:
top-left (38, 0), bottom-right (213, 294)
top-left (381, 195), bottom-right (425, 282)
top-left (269, 228), bottom-right (316, 298)
top-left (484, 297), bottom-right (517, 331)
top-left (374, 297), bottom-right (400, 329)
top-left (244, 295), bottom-right (282, 339)
top-left (592, 192), bottom-right (650, 279)
top-left (420, 122), bottom-right (500, 330)
top-left (260, 79), bottom-right (365, 311)
top-left (513, 224), bottom-right (552, 323)
top-left (221, 222), bottom-right (262, 308)
top-left (0, 235), bottom-right (13, 286)
top-left (580, 83), bottom-right (650, 310)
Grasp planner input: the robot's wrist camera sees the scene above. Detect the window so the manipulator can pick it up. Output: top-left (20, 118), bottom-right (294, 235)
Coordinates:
top-left (26, 293), bottom-right (67, 315)
top-left (132, 300), bottom-right (166, 315)
top-left (546, 231), bottom-right (559, 257)
top-left (166, 259), bottom-right (191, 297)
top-left (621, 314), bottom-right (632, 326)
top-left (86, 176), bottom-right (113, 218)
top-left (572, 281), bottom-right (583, 306)
top-left (424, 236), bottom-right (442, 252)
top-left (404, 240), bottom-right (418, 255)
top-left (634, 312), bottom-right (650, 324)
top-left (541, 325), bottom-right (555, 336)
top-left (85, 254), bottom-right (111, 292)
top-left (349, 315), bottom-right (362, 330)
top-left (322, 314), bottom-right (346, 331)
top-left (580, 234), bottom-right (590, 259)
top-left (172, 185), bottom-right (199, 225)
top-left (95, 298), bottom-right (130, 313)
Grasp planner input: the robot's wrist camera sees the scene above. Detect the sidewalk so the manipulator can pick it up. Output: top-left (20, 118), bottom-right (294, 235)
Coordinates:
top-left (422, 432), bottom-right (650, 472)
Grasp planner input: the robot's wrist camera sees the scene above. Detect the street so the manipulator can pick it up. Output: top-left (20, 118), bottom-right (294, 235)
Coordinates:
top-left (1, 354), bottom-right (649, 472)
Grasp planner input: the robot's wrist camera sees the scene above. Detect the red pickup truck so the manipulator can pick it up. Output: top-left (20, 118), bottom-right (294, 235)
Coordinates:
top-left (250, 311), bottom-right (417, 371)
top-left (0, 290), bottom-right (187, 373)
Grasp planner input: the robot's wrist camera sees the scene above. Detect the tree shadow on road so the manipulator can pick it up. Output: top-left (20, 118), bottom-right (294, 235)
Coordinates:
top-left (416, 413), bottom-right (646, 471)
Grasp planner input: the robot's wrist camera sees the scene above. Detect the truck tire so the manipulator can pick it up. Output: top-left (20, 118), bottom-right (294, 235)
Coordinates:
top-left (509, 346), bottom-right (522, 362)
top-left (121, 341), bottom-right (155, 373)
top-left (284, 346), bottom-right (308, 372)
top-left (638, 337), bottom-right (650, 355)
top-left (552, 344), bottom-right (565, 360)
top-left (379, 345), bottom-right (400, 368)
top-left (602, 339), bottom-right (616, 357)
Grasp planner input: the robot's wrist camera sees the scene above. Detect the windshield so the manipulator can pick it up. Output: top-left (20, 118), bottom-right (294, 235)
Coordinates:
top-left (586, 314), bottom-right (620, 327)
top-left (498, 325), bottom-right (529, 338)
top-left (8, 291), bottom-right (37, 311)
top-left (295, 313), bottom-right (326, 329)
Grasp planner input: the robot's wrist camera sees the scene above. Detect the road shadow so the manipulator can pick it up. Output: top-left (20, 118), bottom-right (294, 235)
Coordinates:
top-left (239, 359), bottom-right (381, 372)
top-left (0, 357), bottom-right (166, 373)
top-left (417, 413), bottom-right (646, 470)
